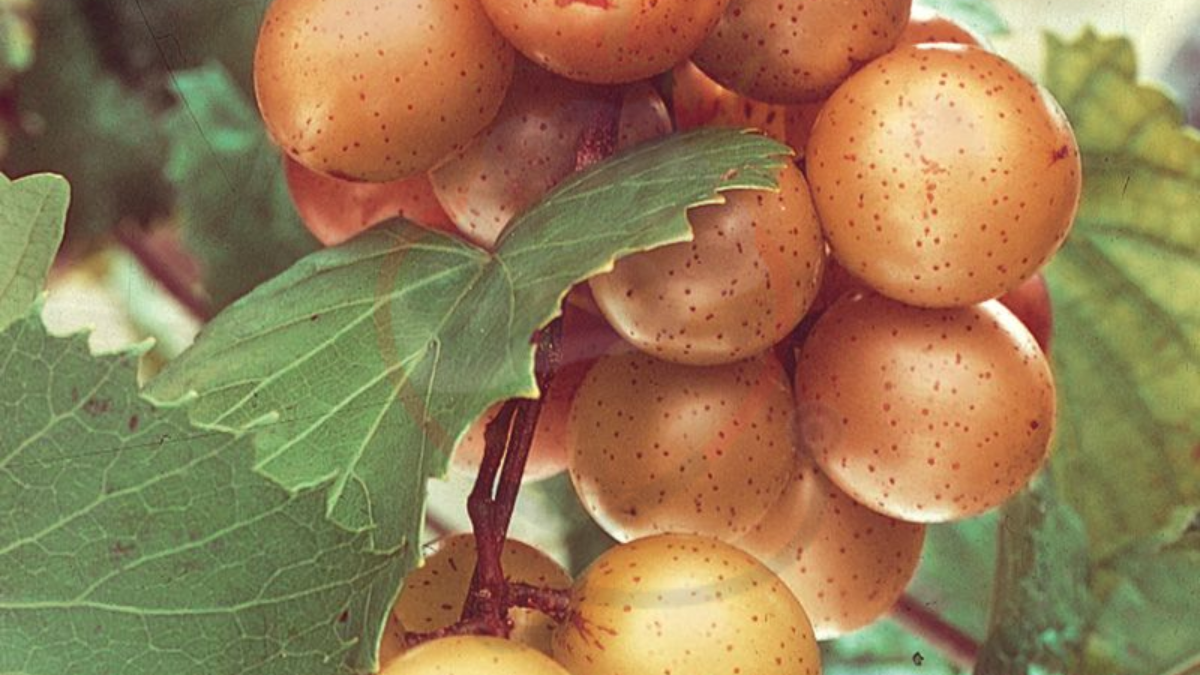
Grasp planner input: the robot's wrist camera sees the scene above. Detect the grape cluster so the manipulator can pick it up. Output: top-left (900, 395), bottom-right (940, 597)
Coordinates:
top-left (254, 0), bottom-right (1079, 672)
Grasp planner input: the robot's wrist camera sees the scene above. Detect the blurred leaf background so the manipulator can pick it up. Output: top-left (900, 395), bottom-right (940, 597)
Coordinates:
top-left (0, 1), bottom-right (1198, 674)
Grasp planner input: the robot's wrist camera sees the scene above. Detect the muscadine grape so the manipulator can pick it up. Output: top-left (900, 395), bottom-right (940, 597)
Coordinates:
top-left (616, 82), bottom-right (673, 151)
top-left (378, 534), bottom-right (572, 664)
top-left (430, 60), bottom-right (614, 249)
top-left (283, 157), bottom-right (454, 246)
top-left (737, 453), bottom-right (925, 639)
top-left (785, 101), bottom-right (825, 159)
top-left (477, 0), bottom-right (731, 84)
top-left (806, 45), bottom-right (1082, 307)
top-left (693, 0), bottom-right (913, 103)
top-left (453, 302), bottom-right (625, 482)
top-left (552, 534), bottom-right (820, 675)
top-left (567, 350), bottom-right (797, 542)
top-left (895, 6), bottom-right (985, 48)
top-left (590, 164), bottom-right (826, 365)
top-left (795, 293), bottom-right (1056, 522)
top-left (999, 272), bottom-right (1053, 352)
top-left (671, 61), bottom-right (787, 142)
top-left (382, 636), bottom-right (570, 675)
top-left (254, 0), bottom-right (514, 181)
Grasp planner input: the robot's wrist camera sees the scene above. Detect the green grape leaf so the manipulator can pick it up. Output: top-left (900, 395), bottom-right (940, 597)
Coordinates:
top-left (1042, 30), bottom-right (1200, 560)
top-left (1081, 543), bottom-right (1200, 675)
top-left (2, 2), bottom-right (171, 244)
top-left (147, 129), bottom-right (789, 552)
top-left (977, 30), bottom-right (1200, 675)
top-left (914, 0), bottom-right (1009, 36)
top-left (0, 312), bottom-right (405, 675)
top-left (0, 172), bottom-right (68, 331)
top-left (162, 65), bottom-right (320, 310)
top-left (975, 478), bottom-right (1093, 675)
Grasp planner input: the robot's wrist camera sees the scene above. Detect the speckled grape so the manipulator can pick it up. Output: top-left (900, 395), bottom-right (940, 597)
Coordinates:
top-left (738, 452), bottom-right (925, 638)
top-left (590, 164), bottom-right (826, 366)
top-left (478, 0), bottom-right (731, 84)
top-left (553, 534), bottom-right (820, 675)
top-left (567, 350), bottom-right (797, 542)
top-left (794, 293), bottom-right (1056, 522)
top-left (255, 0), bottom-right (514, 181)
top-left (806, 45), bottom-right (1081, 307)
top-left (672, 61), bottom-right (788, 142)
top-left (694, 0), bottom-right (913, 103)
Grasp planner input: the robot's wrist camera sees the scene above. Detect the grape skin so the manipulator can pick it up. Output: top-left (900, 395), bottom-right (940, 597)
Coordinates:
top-left (590, 164), bottom-right (826, 366)
top-left (283, 156), bottom-right (454, 246)
top-left (254, 0), bottom-right (514, 181)
top-left (737, 452), bottom-right (926, 639)
top-left (794, 293), bottom-right (1056, 522)
top-left (382, 636), bottom-right (570, 675)
top-left (477, 0), bottom-right (731, 84)
top-left (806, 45), bottom-right (1082, 307)
top-left (694, 0), bottom-right (913, 103)
top-left (567, 350), bottom-right (797, 542)
top-left (553, 534), bottom-right (820, 675)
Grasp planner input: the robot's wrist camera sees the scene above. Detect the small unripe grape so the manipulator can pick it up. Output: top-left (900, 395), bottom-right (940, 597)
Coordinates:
top-left (737, 453), bottom-right (925, 639)
top-left (694, 0), bottom-right (913, 103)
top-left (382, 636), bottom-right (570, 675)
top-left (590, 164), bottom-right (826, 366)
top-left (999, 272), bottom-right (1053, 352)
top-left (671, 61), bottom-right (788, 142)
top-left (896, 6), bottom-right (985, 48)
top-left (430, 61), bottom-right (613, 249)
top-left (254, 0), bottom-right (514, 181)
top-left (567, 350), bottom-right (797, 542)
top-left (283, 157), bottom-right (454, 246)
top-left (552, 534), bottom-right (820, 675)
top-left (794, 293), bottom-right (1056, 522)
top-left (807, 45), bottom-right (1081, 307)
top-left (452, 303), bottom-right (625, 483)
top-left (378, 534), bottom-right (571, 664)
top-left (477, 0), bottom-right (731, 84)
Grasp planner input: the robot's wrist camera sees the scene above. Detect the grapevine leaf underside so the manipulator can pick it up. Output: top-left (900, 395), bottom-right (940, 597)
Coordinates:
top-left (978, 30), bottom-right (1200, 675)
top-left (0, 172), bottom-right (68, 332)
top-left (146, 129), bottom-right (790, 553)
top-left (0, 314), bottom-right (404, 675)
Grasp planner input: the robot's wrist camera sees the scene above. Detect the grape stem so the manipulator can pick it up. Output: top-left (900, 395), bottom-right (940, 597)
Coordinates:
top-left (890, 594), bottom-right (980, 670)
top-left (404, 322), bottom-right (567, 648)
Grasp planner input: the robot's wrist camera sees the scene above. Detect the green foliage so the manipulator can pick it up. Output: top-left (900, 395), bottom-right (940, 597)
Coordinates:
top-left (907, 515), bottom-right (998, 641)
top-left (161, 65), bottom-right (319, 309)
top-left (976, 30), bottom-right (1200, 675)
top-left (0, 313), bottom-right (405, 675)
top-left (2, 1), bottom-right (171, 244)
top-left (914, 0), bottom-right (1008, 35)
top-left (1043, 30), bottom-right (1200, 559)
top-left (0, 172), bottom-right (67, 330)
top-left (147, 129), bottom-right (789, 554)
top-left (824, 620), bottom-right (965, 675)
top-left (0, 0), bottom-right (34, 88)
top-left (71, 0), bottom-right (265, 97)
